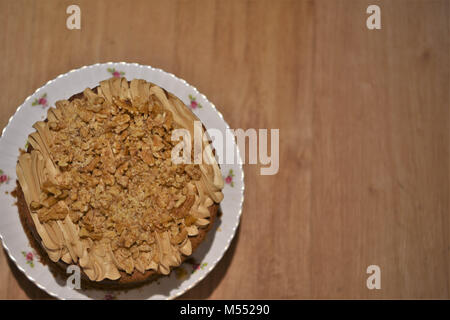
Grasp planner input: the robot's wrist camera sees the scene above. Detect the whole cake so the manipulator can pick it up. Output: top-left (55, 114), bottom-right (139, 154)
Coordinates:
top-left (15, 77), bottom-right (224, 288)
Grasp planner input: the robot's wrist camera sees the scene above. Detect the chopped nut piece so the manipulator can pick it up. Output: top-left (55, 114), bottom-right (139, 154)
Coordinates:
top-left (38, 201), bottom-right (69, 223)
top-left (172, 195), bottom-right (195, 218)
top-left (184, 214), bottom-right (197, 226)
top-left (117, 175), bottom-right (129, 188)
top-left (174, 195), bottom-right (186, 208)
top-left (185, 165), bottom-right (202, 180)
top-left (79, 126), bottom-right (89, 138)
top-left (78, 109), bottom-right (93, 123)
top-left (139, 149), bottom-right (155, 166)
top-left (41, 196), bottom-right (58, 208)
top-left (112, 114), bottom-right (130, 126)
top-left (151, 135), bottom-right (164, 152)
top-left (48, 121), bottom-right (60, 131)
top-left (82, 156), bottom-right (100, 172)
top-left (30, 201), bottom-right (42, 210)
top-left (42, 181), bottom-right (62, 197)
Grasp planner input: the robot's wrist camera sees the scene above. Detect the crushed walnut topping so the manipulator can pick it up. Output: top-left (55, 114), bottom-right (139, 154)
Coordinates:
top-left (34, 81), bottom-right (204, 274)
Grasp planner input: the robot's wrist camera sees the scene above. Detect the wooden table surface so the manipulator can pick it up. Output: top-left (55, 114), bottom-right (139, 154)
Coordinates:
top-left (0, 0), bottom-right (449, 299)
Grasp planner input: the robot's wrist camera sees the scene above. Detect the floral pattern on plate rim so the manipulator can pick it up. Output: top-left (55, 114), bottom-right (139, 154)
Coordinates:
top-left (104, 292), bottom-right (118, 300)
top-left (224, 169), bottom-right (235, 187)
top-left (192, 262), bottom-right (208, 274)
top-left (0, 169), bottom-right (10, 185)
top-left (21, 251), bottom-right (35, 268)
top-left (107, 67), bottom-right (125, 78)
top-left (176, 260), bottom-right (209, 279)
top-left (188, 94), bottom-right (202, 109)
top-left (31, 93), bottom-right (48, 108)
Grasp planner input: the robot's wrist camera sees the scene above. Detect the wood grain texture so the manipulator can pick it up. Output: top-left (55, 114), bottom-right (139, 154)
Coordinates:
top-left (0, 0), bottom-right (448, 299)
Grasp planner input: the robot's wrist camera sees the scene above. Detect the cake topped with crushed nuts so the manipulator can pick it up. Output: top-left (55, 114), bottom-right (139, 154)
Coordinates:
top-left (16, 78), bottom-right (224, 283)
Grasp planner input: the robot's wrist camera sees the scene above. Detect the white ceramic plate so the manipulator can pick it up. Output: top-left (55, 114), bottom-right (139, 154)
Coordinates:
top-left (0, 62), bottom-right (244, 299)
